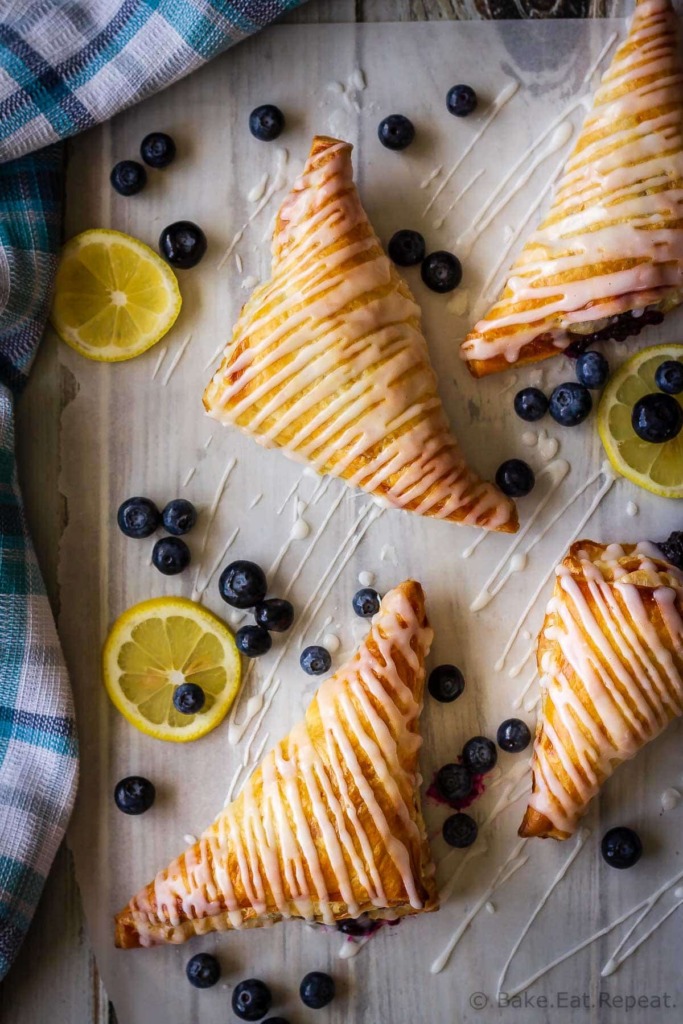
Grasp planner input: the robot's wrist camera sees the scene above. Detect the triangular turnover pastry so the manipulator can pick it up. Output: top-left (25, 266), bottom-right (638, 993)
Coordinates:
top-left (204, 136), bottom-right (518, 533)
top-left (520, 541), bottom-right (683, 840)
top-left (462, 0), bottom-right (683, 377)
top-left (115, 580), bottom-right (439, 947)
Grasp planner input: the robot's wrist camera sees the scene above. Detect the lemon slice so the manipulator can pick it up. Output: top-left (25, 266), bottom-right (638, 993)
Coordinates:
top-left (103, 597), bottom-right (241, 742)
top-left (51, 229), bottom-right (182, 361)
top-left (598, 344), bottom-right (683, 498)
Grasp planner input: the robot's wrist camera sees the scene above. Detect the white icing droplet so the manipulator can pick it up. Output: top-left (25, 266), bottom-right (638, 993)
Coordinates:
top-left (521, 629), bottom-right (531, 641)
top-left (661, 788), bottom-right (681, 812)
top-left (241, 275), bottom-right (259, 290)
top-left (247, 172), bottom-right (269, 203)
top-left (626, 500), bottom-right (639, 517)
top-left (485, 901), bottom-right (496, 914)
top-left (447, 289), bottom-right (470, 317)
top-left (510, 553), bottom-right (527, 573)
top-left (291, 518), bottom-right (310, 540)
top-left (235, 252), bottom-right (243, 274)
top-left (537, 429), bottom-right (559, 461)
top-left (675, 886), bottom-right (683, 899)
top-left (323, 633), bottom-right (341, 654)
top-left (358, 570), bottom-right (375, 588)
top-left (521, 431), bottom-right (537, 447)
top-left (183, 834), bottom-right (198, 846)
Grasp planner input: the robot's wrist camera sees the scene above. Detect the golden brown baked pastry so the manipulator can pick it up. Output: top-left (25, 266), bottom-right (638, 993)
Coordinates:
top-left (115, 580), bottom-right (439, 947)
top-left (520, 541), bottom-right (683, 840)
top-left (204, 135), bottom-right (517, 533)
top-left (461, 0), bottom-right (683, 378)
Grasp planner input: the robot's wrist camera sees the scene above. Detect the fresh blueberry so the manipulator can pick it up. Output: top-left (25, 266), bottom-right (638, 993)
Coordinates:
top-left (388, 229), bottom-right (426, 267)
top-left (152, 536), bottom-right (191, 575)
top-left (442, 812), bottom-right (478, 848)
top-left (173, 682), bottom-right (205, 715)
top-left (249, 104), bottom-right (285, 142)
top-left (186, 952), bottom-right (220, 988)
top-left (110, 160), bottom-right (147, 196)
top-left (232, 979), bottom-right (272, 1021)
top-left (657, 531), bottom-right (683, 570)
top-left (495, 459), bottom-right (535, 498)
top-left (655, 360), bottom-right (683, 395)
top-left (575, 350), bottom-right (609, 389)
top-left (140, 132), bottom-right (176, 168)
top-left (462, 736), bottom-right (498, 774)
top-left (300, 645), bottom-right (331, 676)
top-left (513, 387), bottom-right (548, 422)
top-left (337, 914), bottom-right (376, 936)
top-left (300, 971), bottom-right (335, 1010)
top-left (435, 763), bottom-right (473, 803)
top-left (421, 251), bottom-right (462, 293)
top-left (159, 221), bottom-right (207, 269)
top-left (446, 84), bottom-right (478, 117)
top-left (428, 664), bottom-right (465, 703)
top-left (117, 496), bottom-right (160, 538)
top-left (236, 625), bottom-right (272, 658)
top-left (352, 588), bottom-right (381, 617)
top-left (601, 826), bottom-right (643, 869)
top-left (548, 381), bottom-right (592, 427)
top-left (254, 598), bottom-right (294, 632)
top-left (377, 114), bottom-right (415, 151)
top-left (496, 718), bottom-right (531, 753)
top-left (218, 560), bottom-right (268, 608)
top-left (632, 393), bottom-right (683, 443)
top-left (161, 498), bottom-right (197, 535)
top-left (114, 776), bottom-right (155, 815)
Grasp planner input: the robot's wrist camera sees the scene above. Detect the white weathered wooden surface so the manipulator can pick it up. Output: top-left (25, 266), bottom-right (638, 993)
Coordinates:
top-left (4, 5), bottom-right (683, 1023)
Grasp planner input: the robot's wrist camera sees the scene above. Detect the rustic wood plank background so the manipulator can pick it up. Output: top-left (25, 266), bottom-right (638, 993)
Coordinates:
top-left (0, 0), bottom-right (630, 1021)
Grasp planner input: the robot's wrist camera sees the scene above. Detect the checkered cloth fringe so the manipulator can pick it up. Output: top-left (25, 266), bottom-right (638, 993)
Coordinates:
top-left (0, 0), bottom-right (306, 978)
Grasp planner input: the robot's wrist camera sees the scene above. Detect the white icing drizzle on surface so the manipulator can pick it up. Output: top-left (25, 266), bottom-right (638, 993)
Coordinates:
top-left (190, 457), bottom-right (237, 599)
top-left (203, 342), bottom-right (226, 373)
top-left (423, 80), bottom-right (520, 217)
top-left (380, 543), bottom-right (397, 565)
top-left (537, 429), bottom-right (559, 461)
top-left (506, 864), bottom-right (683, 996)
top-left (192, 525), bottom-right (239, 601)
top-left (205, 137), bottom-right (515, 531)
top-left (432, 169), bottom-right (484, 231)
top-left (323, 633), bottom-right (341, 654)
top-left (463, 0), bottom-right (683, 369)
top-left (525, 542), bottom-right (683, 836)
top-left (496, 827), bottom-right (590, 998)
top-left (496, 462), bottom-right (616, 671)
top-left (582, 30), bottom-right (619, 85)
top-left (461, 531), bottom-right (487, 560)
top-left (431, 840), bottom-right (529, 974)
top-left (151, 345), bottom-right (167, 380)
top-left (248, 492), bottom-right (263, 510)
top-left (358, 570), bottom-right (375, 588)
top-left (512, 670), bottom-right (539, 711)
top-left (241, 274), bottom-right (259, 290)
top-left (183, 834), bottom-right (198, 847)
top-left (470, 459), bottom-right (570, 612)
top-left (217, 148), bottom-right (289, 270)
top-left (182, 466), bottom-right (196, 487)
top-left (161, 333), bottom-right (192, 386)
top-left (291, 517), bottom-right (310, 540)
top-left (626, 500), bottom-right (639, 517)
top-left (235, 252), bottom-right (243, 274)
top-left (247, 173), bottom-right (269, 203)
top-left (457, 119), bottom-right (575, 258)
top-left (419, 165), bottom-right (442, 189)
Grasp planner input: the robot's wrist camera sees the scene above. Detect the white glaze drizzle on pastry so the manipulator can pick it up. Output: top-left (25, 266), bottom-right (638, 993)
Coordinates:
top-left (204, 136), bottom-right (516, 531)
top-left (120, 584), bottom-right (435, 944)
top-left (525, 542), bottom-right (683, 837)
top-left (462, 0), bottom-right (683, 368)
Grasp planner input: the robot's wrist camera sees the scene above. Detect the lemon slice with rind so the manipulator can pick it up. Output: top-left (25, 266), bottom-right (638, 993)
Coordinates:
top-left (103, 597), bottom-right (241, 742)
top-left (51, 229), bottom-right (181, 361)
top-left (598, 344), bottom-right (683, 498)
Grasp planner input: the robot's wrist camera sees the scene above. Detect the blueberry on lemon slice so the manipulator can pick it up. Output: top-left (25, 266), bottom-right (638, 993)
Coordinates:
top-left (598, 343), bottom-right (683, 498)
top-left (103, 597), bottom-right (241, 742)
top-left (50, 229), bottom-right (181, 361)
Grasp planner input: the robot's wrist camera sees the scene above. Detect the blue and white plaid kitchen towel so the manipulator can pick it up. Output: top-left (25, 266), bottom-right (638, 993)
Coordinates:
top-left (0, 0), bottom-right (307, 979)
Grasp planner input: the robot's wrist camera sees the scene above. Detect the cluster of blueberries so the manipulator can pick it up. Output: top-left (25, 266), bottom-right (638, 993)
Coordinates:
top-left (379, 86), bottom-right (479, 295)
top-left (184, 957), bottom-right (335, 1018)
top-left (427, 664), bottom-right (644, 869)
top-left (117, 495), bottom-right (197, 576)
top-left (514, 351), bottom-right (683, 445)
top-left (427, 664), bottom-right (531, 850)
top-left (110, 131), bottom-right (207, 269)
top-left (217, 559), bottom-right (383, 673)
